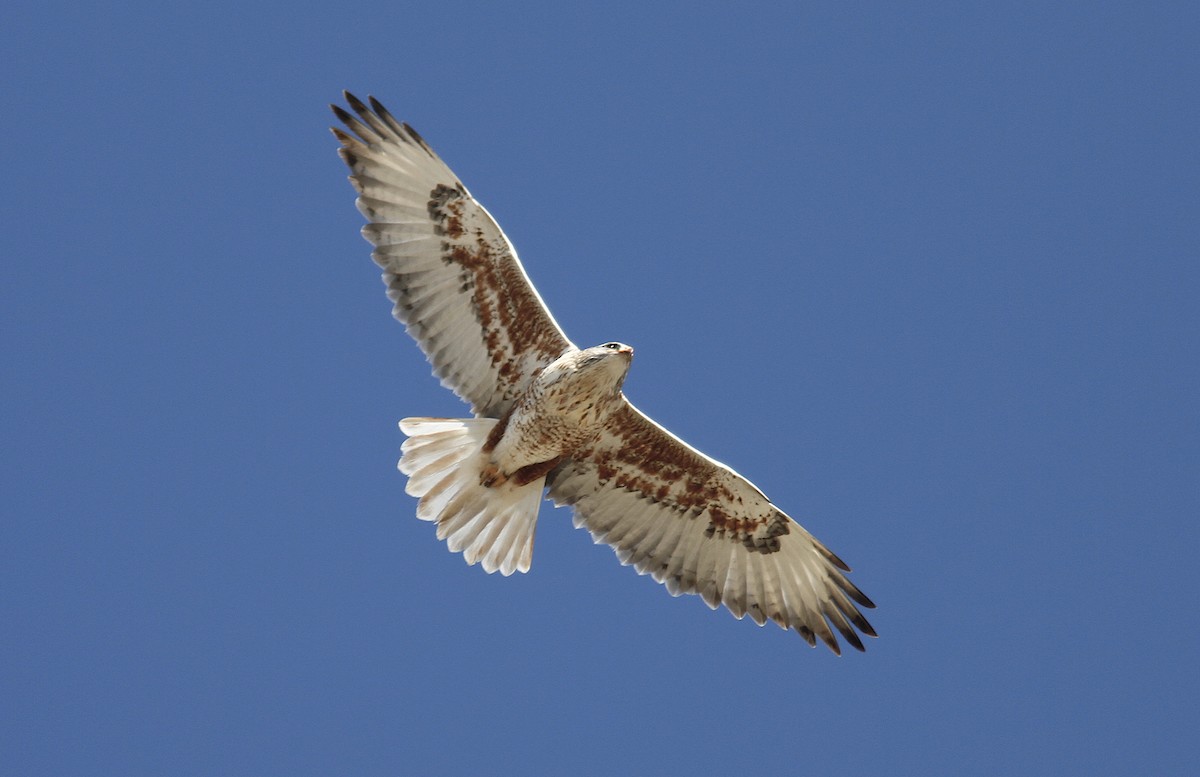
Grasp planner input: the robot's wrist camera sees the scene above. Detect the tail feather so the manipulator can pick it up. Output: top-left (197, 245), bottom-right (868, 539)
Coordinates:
top-left (483, 503), bottom-right (537, 574)
top-left (398, 417), bottom-right (544, 576)
top-left (405, 450), bottom-right (469, 495)
top-left (414, 471), bottom-right (460, 522)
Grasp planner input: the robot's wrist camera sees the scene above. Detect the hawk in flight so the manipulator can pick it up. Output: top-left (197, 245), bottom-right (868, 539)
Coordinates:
top-left (332, 93), bottom-right (876, 653)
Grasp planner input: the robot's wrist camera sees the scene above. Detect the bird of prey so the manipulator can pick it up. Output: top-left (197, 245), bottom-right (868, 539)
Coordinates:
top-left (331, 93), bottom-right (876, 653)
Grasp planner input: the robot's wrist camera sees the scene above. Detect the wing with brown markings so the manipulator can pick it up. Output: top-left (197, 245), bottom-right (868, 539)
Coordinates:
top-left (547, 400), bottom-right (876, 654)
top-left (332, 92), bottom-right (574, 417)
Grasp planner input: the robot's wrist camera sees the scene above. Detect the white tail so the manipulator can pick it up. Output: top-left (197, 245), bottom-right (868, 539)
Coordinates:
top-left (398, 417), bottom-right (544, 576)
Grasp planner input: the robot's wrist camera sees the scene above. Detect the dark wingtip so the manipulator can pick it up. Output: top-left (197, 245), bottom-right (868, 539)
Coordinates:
top-left (344, 91), bottom-right (369, 114)
top-left (369, 96), bottom-right (410, 140)
top-left (840, 625), bottom-right (866, 652)
top-left (838, 574), bottom-right (876, 609)
top-left (401, 121), bottom-right (434, 153)
top-left (818, 628), bottom-right (841, 656)
top-left (848, 609), bottom-right (877, 639)
top-left (368, 95), bottom-right (391, 116)
top-left (822, 605), bottom-right (863, 654)
top-left (847, 583), bottom-right (876, 610)
top-left (825, 548), bottom-right (852, 572)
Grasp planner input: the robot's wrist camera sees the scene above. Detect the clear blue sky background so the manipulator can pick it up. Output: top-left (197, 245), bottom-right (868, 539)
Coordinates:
top-left (4, 2), bottom-right (1197, 775)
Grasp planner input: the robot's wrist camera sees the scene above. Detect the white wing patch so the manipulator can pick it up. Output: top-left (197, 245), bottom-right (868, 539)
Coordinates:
top-left (548, 401), bottom-right (876, 654)
top-left (334, 94), bottom-right (876, 654)
top-left (332, 93), bottom-right (573, 417)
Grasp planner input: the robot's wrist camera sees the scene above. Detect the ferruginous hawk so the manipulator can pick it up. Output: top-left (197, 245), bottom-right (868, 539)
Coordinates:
top-left (331, 93), bottom-right (876, 653)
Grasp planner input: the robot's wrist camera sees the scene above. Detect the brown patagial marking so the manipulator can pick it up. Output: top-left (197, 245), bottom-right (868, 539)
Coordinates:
top-left (589, 409), bottom-right (761, 527)
top-left (579, 411), bottom-right (793, 555)
top-left (426, 185), bottom-right (567, 390)
top-left (334, 95), bottom-right (876, 650)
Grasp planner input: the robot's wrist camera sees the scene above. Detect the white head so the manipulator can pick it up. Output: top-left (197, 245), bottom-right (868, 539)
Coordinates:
top-left (563, 341), bottom-right (634, 393)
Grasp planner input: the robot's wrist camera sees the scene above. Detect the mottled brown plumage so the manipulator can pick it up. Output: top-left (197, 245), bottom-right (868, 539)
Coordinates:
top-left (333, 92), bottom-right (876, 653)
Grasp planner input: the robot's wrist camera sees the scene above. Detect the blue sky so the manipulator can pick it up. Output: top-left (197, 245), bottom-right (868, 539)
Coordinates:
top-left (4, 1), bottom-right (1197, 774)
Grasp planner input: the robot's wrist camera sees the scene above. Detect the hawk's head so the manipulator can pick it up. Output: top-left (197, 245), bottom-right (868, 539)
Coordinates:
top-left (583, 342), bottom-right (634, 367)
top-left (564, 340), bottom-right (633, 388)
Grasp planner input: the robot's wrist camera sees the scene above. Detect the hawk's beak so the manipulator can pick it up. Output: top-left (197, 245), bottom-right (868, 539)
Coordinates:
top-left (619, 345), bottom-right (634, 356)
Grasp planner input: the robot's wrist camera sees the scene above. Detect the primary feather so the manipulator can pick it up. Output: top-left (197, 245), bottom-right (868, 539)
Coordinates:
top-left (333, 92), bottom-right (876, 654)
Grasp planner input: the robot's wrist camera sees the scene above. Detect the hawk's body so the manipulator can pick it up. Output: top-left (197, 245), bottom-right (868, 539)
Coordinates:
top-left (332, 93), bottom-right (876, 653)
top-left (490, 343), bottom-right (635, 481)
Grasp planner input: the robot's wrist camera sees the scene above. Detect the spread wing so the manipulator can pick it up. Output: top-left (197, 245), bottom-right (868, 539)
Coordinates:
top-left (332, 93), bottom-right (574, 418)
top-left (547, 400), bottom-right (876, 654)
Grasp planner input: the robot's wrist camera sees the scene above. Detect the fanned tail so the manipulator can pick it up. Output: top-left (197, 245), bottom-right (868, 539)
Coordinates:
top-left (398, 417), bottom-right (543, 576)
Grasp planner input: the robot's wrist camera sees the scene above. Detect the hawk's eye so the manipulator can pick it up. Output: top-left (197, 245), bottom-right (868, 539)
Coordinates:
top-left (604, 343), bottom-right (619, 350)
